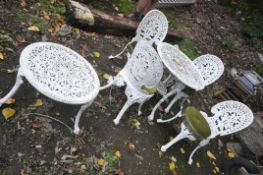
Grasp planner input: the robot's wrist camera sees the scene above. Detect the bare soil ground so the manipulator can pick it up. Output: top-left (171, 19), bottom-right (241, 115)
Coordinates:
top-left (0, 0), bottom-right (262, 175)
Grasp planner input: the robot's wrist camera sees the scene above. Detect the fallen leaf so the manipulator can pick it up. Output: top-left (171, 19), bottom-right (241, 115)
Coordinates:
top-left (180, 148), bottom-right (186, 154)
top-left (103, 73), bottom-right (110, 80)
top-left (227, 152), bottom-right (236, 158)
top-left (20, 0), bottom-right (26, 7)
top-left (42, 11), bottom-right (50, 20)
top-left (5, 98), bottom-right (16, 105)
top-left (207, 150), bottom-right (216, 160)
top-left (169, 136), bottom-right (174, 141)
top-left (170, 156), bottom-right (177, 162)
top-left (215, 166), bottom-right (220, 173)
top-left (159, 151), bottom-right (163, 158)
top-left (32, 122), bottom-right (43, 129)
top-left (130, 119), bottom-right (141, 129)
top-left (80, 164), bottom-right (87, 172)
top-left (115, 151), bottom-right (121, 158)
top-left (196, 161), bottom-right (200, 168)
top-left (93, 51), bottom-right (100, 58)
top-left (0, 52), bottom-right (4, 60)
top-left (2, 108), bottom-right (16, 119)
top-left (213, 169), bottom-right (217, 174)
top-left (97, 159), bottom-right (105, 166)
top-left (34, 99), bottom-right (43, 106)
top-left (28, 26), bottom-right (40, 32)
top-left (128, 143), bottom-right (135, 150)
top-left (169, 162), bottom-right (175, 170)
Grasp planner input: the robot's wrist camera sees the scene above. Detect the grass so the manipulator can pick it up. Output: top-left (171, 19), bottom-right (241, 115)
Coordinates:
top-left (220, 0), bottom-right (263, 53)
top-left (0, 33), bottom-right (13, 46)
top-left (111, 0), bottom-right (136, 14)
top-left (224, 38), bottom-right (236, 53)
top-left (178, 39), bottom-right (198, 60)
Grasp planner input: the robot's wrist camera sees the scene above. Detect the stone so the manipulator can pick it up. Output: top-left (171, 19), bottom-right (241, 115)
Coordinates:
top-left (235, 115), bottom-right (263, 157)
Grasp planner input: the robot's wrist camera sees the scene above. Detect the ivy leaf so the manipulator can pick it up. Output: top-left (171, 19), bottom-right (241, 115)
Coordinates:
top-left (2, 108), bottom-right (16, 120)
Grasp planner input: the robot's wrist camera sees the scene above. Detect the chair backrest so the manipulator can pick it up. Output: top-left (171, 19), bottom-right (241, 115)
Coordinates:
top-left (209, 100), bottom-right (254, 136)
top-left (121, 41), bottom-right (164, 93)
top-left (135, 10), bottom-right (168, 45)
top-left (193, 54), bottom-right (224, 86)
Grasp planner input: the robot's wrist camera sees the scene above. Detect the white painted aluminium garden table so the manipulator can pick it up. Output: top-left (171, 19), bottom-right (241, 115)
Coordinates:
top-left (0, 42), bottom-right (100, 134)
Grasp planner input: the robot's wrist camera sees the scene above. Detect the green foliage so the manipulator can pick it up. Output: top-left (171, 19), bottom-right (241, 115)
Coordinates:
top-left (0, 34), bottom-right (13, 46)
top-left (111, 0), bottom-right (136, 14)
top-left (178, 39), bottom-right (198, 60)
top-left (220, 0), bottom-right (263, 53)
top-left (224, 38), bottom-right (236, 53)
top-left (162, 9), bottom-right (179, 28)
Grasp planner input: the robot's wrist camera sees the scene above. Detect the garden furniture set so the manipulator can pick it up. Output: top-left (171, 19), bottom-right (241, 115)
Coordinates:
top-left (0, 10), bottom-right (254, 165)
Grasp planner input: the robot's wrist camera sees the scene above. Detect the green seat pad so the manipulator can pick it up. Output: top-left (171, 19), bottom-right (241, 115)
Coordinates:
top-left (184, 106), bottom-right (211, 138)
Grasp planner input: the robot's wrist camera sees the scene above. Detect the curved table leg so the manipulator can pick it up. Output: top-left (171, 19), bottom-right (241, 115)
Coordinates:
top-left (74, 103), bottom-right (90, 135)
top-left (165, 92), bottom-right (188, 113)
top-left (148, 88), bottom-right (178, 121)
top-left (161, 123), bottom-right (196, 152)
top-left (188, 139), bottom-right (210, 165)
top-left (108, 40), bottom-right (134, 59)
top-left (138, 100), bottom-right (146, 116)
top-left (0, 69), bottom-right (24, 107)
top-left (157, 110), bottom-right (183, 123)
top-left (113, 100), bottom-right (134, 125)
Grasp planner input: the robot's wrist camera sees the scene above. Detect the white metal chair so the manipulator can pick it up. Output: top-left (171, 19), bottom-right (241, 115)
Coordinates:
top-left (109, 9), bottom-right (168, 59)
top-left (148, 54), bottom-right (224, 122)
top-left (101, 40), bottom-right (164, 125)
top-left (160, 100), bottom-right (254, 165)
top-left (0, 42), bottom-right (100, 134)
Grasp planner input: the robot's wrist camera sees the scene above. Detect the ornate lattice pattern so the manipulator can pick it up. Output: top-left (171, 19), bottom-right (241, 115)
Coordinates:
top-left (193, 54), bottom-right (224, 86)
top-left (121, 40), bottom-right (164, 91)
top-left (20, 42), bottom-right (100, 104)
top-left (209, 101), bottom-right (254, 136)
top-left (157, 42), bottom-right (205, 90)
top-left (136, 9), bottom-right (168, 45)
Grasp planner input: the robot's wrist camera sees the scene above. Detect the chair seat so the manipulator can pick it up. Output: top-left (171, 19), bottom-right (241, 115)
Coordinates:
top-left (184, 106), bottom-right (211, 139)
top-left (20, 42), bottom-right (100, 104)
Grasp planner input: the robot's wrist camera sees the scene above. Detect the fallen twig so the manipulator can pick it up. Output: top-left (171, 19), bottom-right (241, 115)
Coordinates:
top-left (24, 113), bottom-right (73, 133)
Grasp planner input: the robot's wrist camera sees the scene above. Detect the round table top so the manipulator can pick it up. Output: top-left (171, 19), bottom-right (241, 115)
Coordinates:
top-left (20, 42), bottom-right (100, 104)
top-left (157, 42), bottom-right (205, 91)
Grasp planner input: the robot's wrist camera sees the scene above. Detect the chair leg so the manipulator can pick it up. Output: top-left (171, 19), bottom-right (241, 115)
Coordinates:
top-left (137, 100), bottom-right (146, 116)
top-left (73, 103), bottom-right (90, 135)
top-left (157, 110), bottom-right (183, 123)
top-left (108, 40), bottom-right (135, 59)
top-left (113, 100), bottom-right (134, 125)
top-left (0, 69), bottom-right (24, 107)
top-left (164, 92), bottom-right (188, 113)
top-left (161, 123), bottom-right (196, 152)
top-left (148, 88), bottom-right (178, 121)
top-left (188, 139), bottom-right (210, 165)
top-left (99, 76), bottom-right (114, 91)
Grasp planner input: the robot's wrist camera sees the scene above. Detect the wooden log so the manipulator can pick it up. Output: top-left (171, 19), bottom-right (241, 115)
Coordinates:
top-left (65, 0), bottom-right (189, 40)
